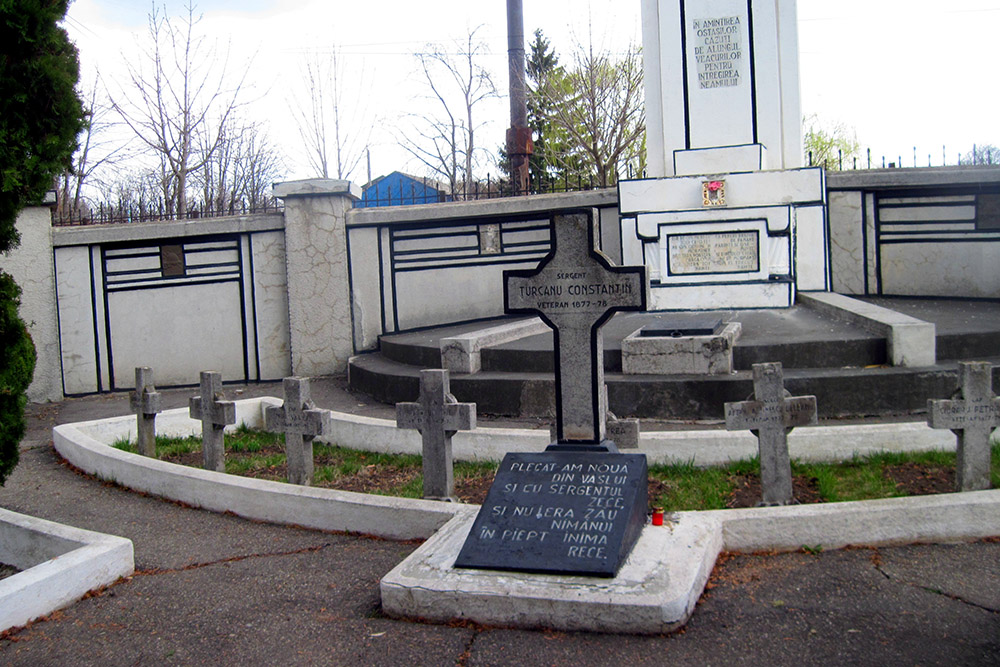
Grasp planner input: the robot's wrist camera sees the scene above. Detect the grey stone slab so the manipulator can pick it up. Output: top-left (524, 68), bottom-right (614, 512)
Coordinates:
top-left (724, 362), bottom-right (818, 505)
top-left (382, 510), bottom-right (723, 634)
top-left (396, 369), bottom-right (475, 501)
top-left (504, 211), bottom-right (647, 445)
top-left (264, 377), bottom-right (332, 486)
top-left (188, 371), bottom-right (236, 472)
top-left (606, 414), bottom-right (640, 449)
top-left (128, 367), bottom-right (161, 458)
top-left (799, 291), bottom-right (936, 366)
top-left (622, 321), bottom-right (741, 375)
top-left (928, 361), bottom-right (1000, 491)
top-left (439, 317), bottom-right (549, 374)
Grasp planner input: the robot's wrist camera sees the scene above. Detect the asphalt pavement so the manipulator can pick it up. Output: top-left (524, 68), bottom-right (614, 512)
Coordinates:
top-left (1, 378), bottom-right (998, 666)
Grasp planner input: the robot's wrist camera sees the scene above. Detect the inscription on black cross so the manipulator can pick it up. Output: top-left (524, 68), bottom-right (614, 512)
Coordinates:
top-left (504, 210), bottom-right (647, 449)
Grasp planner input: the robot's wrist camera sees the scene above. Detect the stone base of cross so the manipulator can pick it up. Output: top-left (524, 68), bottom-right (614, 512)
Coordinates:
top-left (129, 367), bottom-right (162, 458)
top-left (396, 369), bottom-right (476, 502)
top-left (928, 361), bottom-right (999, 491)
top-left (725, 362), bottom-right (817, 506)
top-left (189, 371), bottom-right (236, 472)
top-left (265, 377), bottom-right (331, 486)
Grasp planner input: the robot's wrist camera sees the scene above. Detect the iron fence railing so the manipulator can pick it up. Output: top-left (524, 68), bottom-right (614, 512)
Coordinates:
top-left (52, 199), bottom-right (284, 227)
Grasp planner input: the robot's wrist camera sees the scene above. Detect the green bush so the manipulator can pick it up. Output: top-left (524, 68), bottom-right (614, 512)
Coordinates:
top-left (0, 272), bottom-right (35, 485)
top-left (0, 0), bottom-right (85, 252)
top-left (0, 0), bottom-right (82, 484)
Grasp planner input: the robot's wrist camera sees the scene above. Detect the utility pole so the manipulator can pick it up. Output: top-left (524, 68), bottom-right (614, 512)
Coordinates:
top-left (506, 0), bottom-right (532, 195)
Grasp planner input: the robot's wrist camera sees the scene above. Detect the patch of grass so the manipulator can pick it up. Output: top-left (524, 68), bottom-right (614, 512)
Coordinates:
top-left (109, 429), bottom-right (1000, 510)
top-left (647, 460), bottom-right (733, 511)
top-left (155, 434), bottom-right (201, 458)
top-left (455, 459), bottom-right (500, 479)
top-left (112, 436), bottom-right (135, 453)
top-left (385, 475), bottom-right (424, 499)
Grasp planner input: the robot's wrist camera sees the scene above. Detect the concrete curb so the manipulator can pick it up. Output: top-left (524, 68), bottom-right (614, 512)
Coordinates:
top-left (52, 398), bottom-right (462, 541)
top-left (51, 396), bottom-right (1000, 551)
top-left (330, 409), bottom-right (964, 467)
top-left (0, 507), bottom-right (134, 633)
top-left (798, 291), bottom-right (936, 366)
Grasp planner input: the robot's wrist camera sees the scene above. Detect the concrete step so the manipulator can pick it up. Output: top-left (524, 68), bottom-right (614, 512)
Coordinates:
top-left (348, 352), bottom-right (1000, 420)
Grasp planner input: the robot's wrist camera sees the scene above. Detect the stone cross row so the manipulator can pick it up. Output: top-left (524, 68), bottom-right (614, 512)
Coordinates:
top-left (396, 369), bottom-right (476, 502)
top-left (264, 377), bottom-right (331, 486)
top-left (129, 366), bottom-right (162, 458)
top-left (928, 361), bottom-right (999, 492)
top-left (189, 371), bottom-right (236, 473)
top-left (725, 362), bottom-right (817, 506)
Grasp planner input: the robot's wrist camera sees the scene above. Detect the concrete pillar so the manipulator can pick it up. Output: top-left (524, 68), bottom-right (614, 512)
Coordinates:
top-left (273, 179), bottom-right (360, 376)
top-left (0, 196), bottom-right (62, 402)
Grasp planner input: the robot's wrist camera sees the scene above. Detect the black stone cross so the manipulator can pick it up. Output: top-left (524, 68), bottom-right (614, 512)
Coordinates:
top-left (396, 369), bottom-right (476, 501)
top-left (189, 371), bottom-right (236, 472)
top-left (928, 362), bottom-right (999, 491)
top-left (724, 362), bottom-right (817, 505)
top-left (504, 211), bottom-right (646, 448)
top-left (265, 377), bottom-right (331, 486)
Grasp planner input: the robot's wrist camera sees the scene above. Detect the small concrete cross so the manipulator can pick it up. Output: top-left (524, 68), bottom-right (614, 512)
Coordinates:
top-left (129, 367), bottom-right (162, 458)
top-left (928, 362), bottom-right (1000, 491)
top-left (265, 377), bottom-right (331, 486)
top-left (396, 369), bottom-right (476, 501)
top-left (189, 371), bottom-right (236, 472)
top-left (504, 210), bottom-right (646, 448)
top-left (724, 362), bottom-right (818, 506)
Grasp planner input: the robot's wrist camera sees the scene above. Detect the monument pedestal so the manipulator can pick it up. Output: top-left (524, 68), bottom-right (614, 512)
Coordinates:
top-left (619, 167), bottom-right (827, 310)
top-left (380, 509), bottom-right (723, 635)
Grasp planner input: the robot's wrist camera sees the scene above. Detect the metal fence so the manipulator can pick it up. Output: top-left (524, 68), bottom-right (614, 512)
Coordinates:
top-left (808, 144), bottom-right (1000, 171)
top-left (52, 199), bottom-right (284, 227)
top-left (356, 171), bottom-right (625, 208)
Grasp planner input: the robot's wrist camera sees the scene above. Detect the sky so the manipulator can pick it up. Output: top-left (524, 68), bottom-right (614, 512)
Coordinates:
top-left (62, 0), bottom-right (1000, 187)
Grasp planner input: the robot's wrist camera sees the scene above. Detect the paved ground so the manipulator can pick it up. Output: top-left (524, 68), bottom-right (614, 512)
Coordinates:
top-left (1, 380), bottom-right (999, 666)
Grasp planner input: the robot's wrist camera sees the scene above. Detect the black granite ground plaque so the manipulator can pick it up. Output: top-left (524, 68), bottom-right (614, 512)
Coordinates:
top-left (454, 452), bottom-right (648, 577)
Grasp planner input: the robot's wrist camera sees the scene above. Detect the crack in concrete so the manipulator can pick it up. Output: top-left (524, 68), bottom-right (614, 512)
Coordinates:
top-left (132, 543), bottom-right (333, 577)
top-left (455, 626), bottom-right (481, 667)
top-left (869, 547), bottom-right (1000, 615)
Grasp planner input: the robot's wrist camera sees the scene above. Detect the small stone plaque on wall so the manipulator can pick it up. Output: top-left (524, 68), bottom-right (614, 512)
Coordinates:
top-left (667, 230), bottom-right (759, 276)
top-left (479, 223), bottom-right (501, 254)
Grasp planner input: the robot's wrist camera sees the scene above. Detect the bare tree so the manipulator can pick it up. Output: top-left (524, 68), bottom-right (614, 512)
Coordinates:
top-left (961, 144), bottom-right (1000, 166)
top-left (55, 75), bottom-right (129, 220)
top-left (231, 123), bottom-right (283, 208)
top-left (197, 116), bottom-right (283, 212)
top-left (537, 39), bottom-right (645, 187)
top-left (402, 26), bottom-right (498, 196)
top-left (289, 48), bottom-right (372, 181)
top-left (109, 2), bottom-right (248, 216)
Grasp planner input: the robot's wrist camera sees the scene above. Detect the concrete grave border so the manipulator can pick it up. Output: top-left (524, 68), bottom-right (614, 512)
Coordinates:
top-left (50, 396), bottom-right (1000, 634)
top-left (53, 398), bottom-right (461, 541)
top-left (0, 507), bottom-right (134, 633)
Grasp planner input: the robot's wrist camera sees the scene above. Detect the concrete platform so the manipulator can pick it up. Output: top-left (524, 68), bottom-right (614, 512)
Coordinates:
top-left (382, 509), bottom-right (723, 635)
top-left (350, 297), bottom-right (1000, 419)
top-left (0, 507), bottom-right (134, 632)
